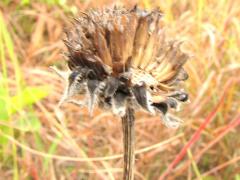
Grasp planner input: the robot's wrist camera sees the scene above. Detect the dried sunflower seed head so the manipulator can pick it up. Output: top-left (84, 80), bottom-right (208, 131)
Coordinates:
top-left (54, 5), bottom-right (190, 128)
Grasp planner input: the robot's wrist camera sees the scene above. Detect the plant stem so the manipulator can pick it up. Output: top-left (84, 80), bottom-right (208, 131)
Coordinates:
top-left (121, 108), bottom-right (135, 180)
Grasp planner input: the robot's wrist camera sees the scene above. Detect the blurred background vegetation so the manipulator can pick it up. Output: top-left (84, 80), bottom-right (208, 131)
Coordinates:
top-left (0, 0), bottom-right (239, 179)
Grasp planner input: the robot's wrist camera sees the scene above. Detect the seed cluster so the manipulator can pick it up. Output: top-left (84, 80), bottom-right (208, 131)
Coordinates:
top-left (53, 6), bottom-right (189, 128)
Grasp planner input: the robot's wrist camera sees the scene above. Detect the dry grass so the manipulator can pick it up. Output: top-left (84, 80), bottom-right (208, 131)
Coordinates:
top-left (0, 0), bottom-right (240, 179)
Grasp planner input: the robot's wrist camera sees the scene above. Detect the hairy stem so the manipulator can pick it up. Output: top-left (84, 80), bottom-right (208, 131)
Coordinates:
top-left (121, 108), bottom-right (135, 180)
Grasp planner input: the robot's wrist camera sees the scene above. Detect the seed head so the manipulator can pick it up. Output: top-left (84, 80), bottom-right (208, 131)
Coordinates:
top-left (53, 6), bottom-right (190, 128)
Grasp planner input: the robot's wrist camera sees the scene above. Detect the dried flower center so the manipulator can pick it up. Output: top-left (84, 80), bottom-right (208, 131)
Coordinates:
top-left (131, 68), bottom-right (158, 86)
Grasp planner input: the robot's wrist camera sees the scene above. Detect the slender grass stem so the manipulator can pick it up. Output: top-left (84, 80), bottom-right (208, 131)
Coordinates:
top-left (121, 108), bottom-right (135, 180)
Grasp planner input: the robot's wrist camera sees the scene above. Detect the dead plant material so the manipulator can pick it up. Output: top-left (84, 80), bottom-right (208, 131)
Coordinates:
top-left (53, 5), bottom-right (189, 180)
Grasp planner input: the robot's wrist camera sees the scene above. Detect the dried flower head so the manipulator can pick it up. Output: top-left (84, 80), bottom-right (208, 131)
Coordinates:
top-left (52, 6), bottom-right (189, 128)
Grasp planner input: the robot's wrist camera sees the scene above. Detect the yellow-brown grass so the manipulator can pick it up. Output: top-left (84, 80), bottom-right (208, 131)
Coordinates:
top-left (0, 0), bottom-right (239, 179)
